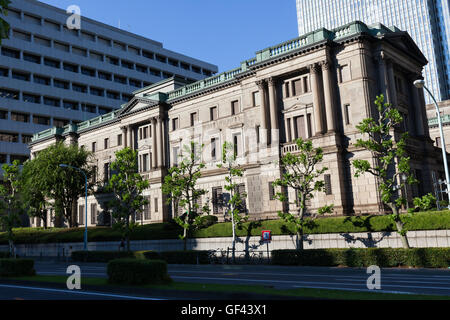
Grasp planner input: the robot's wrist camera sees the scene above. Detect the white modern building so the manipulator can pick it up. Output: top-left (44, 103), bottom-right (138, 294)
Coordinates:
top-left (0, 0), bottom-right (218, 166)
top-left (296, 0), bottom-right (450, 104)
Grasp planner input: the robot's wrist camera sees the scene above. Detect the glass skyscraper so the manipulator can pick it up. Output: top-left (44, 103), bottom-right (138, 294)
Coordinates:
top-left (296, 0), bottom-right (450, 103)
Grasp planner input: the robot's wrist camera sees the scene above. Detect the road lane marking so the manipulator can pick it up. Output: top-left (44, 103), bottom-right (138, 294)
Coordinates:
top-left (0, 284), bottom-right (165, 300)
top-left (171, 276), bottom-right (450, 292)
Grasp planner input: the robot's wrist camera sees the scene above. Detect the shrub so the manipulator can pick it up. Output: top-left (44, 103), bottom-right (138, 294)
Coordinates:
top-left (196, 215), bottom-right (218, 229)
top-left (71, 250), bottom-right (134, 262)
top-left (413, 193), bottom-right (436, 211)
top-left (0, 259), bottom-right (35, 277)
top-left (133, 250), bottom-right (161, 260)
top-left (0, 252), bottom-right (10, 258)
top-left (271, 248), bottom-right (450, 268)
top-left (107, 259), bottom-right (171, 285)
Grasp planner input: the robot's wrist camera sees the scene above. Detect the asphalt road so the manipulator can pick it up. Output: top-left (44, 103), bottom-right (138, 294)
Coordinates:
top-left (30, 260), bottom-right (450, 297)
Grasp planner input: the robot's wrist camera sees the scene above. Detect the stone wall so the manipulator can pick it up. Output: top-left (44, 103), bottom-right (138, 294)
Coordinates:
top-left (2, 230), bottom-right (449, 258)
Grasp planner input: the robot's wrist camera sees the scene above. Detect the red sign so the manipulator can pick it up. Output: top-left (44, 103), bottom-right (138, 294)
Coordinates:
top-left (261, 230), bottom-right (271, 242)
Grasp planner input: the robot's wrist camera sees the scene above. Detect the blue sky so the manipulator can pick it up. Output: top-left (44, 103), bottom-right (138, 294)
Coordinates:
top-left (40, 0), bottom-right (299, 73)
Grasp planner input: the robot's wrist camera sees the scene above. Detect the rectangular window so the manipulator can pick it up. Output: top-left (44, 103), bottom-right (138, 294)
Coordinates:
top-left (142, 154), bottom-right (149, 172)
top-left (23, 93), bottom-right (40, 104)
top-left (173, 147), bottom-right (179, 166)
top-left (92, 142), bottom-right (96, 152)
top-left (72, 46), bottom-right (87, 57)
top-left (307, 113), bottom-right (312, 137)
top-left (63, 101), bottom-right (78, 110)
top-left (22, 135), bottom-right (32, 144)
top-left (2, 47), bottom-right (20, 59)
top-left (107, 91), bottom-right (120, 100)
top-left (172, 118), bottom-right (179, 131)
top-left (63, 62), bottom-right (78, 73)
top-left (0, 89), bottom-right (19, 100)
top-left (303, 76), bottom-right (309, 93)
top-left (33, 116), bottom-right (50, 126)
top-left (436, 137), bottom-right (441, 147)
top-left (81, 67), bottom-right (95, 77)
top-left (12, 71), bottom-right (30, 81)
top-left (154, 198), bottom-right (158, 213)
top-left (129, 79), bottom-right (141, 88)
top-left (136, 64), bottom-right (148, 73)
top-left (90, 87), bottom-right (104, 97)
top-left (324, 174), bottom-right (332, 195)
top-left (0, 132), bottom-right (19, 143)
top-left (210, 106), bottom-right (218, 121)
top-left (293, 79), bottom-right (302, 96)
top-left (23, 52), bottom-right (40, 64)
top-left (104, 138), bottom-right (109, 149)
top-left (13, 29), bottom-right (31, 41)
top-left (344, 104), bottom-right (350, 125)
top-left (72, 83), bottom-right (87, 93)
top-left (78, 205), bottom-right (85, 225)
top-left (43, 97), bottom-right (60, 107)
top-left (34, 36), bottom-right (51, 47)
top-left (122, 60), bottom-right (134, 69)
top-left (0, 110), bottom-right (7, 119)
top-left (11, 112), bottom-right (29, 123)
top-left (231, 100), bottom-right (239, 115)
top-left (190, 112), bottom-right (198, 126)
top-left (54, 41), bottom-right (69, 52)
top-left (90, 204), bottom-right (97, 225)
top-left (103, 163), bottom-right (110, 182)
top-left (114, 75), bottom-right (127, 84)
top-left (90, 51), bottom-right (104, 62)
top-left (212, 187), bottom-right (223, 214)
top-left (54, 79), bottom-right (69, 89)
top-left (118, 134), bottom-right (123, 146)
top-left (107, 56), bottom-right (119, 65)
top-left (143, 197), bottom-right (151, 220)
top-left (44, 57), bottom-right (60, 68)
top-left (53, 118), bottom-right (69, 128)
top-left (211, 138), bottom-right (217, 160)
top-left (34, 75), bottom-right (50, 85)
top-left (252, 91), bottom-right (260, 106)
top-left (294, 116), bottom-right (306, 139)
top-left (269, 182), bottom-right (276, 200)
top-left (0, 67), bottom-right (7, 77)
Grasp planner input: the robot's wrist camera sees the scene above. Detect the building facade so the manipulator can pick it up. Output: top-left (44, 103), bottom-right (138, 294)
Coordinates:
top-left (427, 99), bottom-right (450, 151)
top-left (0, 0), bottom-right (217, 167)
top-left (29, 21), bottom-right (444, 228)
top-left (296, 0), bottom-right (450, 104)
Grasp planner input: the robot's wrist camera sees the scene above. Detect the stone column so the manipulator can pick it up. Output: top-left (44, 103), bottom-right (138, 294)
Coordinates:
top-left (128, 125), bottom-right (133, 150)
top-left (151, 118), bottom-right (157, 169)
top-left (156, 117), bottom-right (163, 168)
top-left (309, 63), bottom-right (324, 135)
top-left (290, 117), bottom-right (296, 140)
top-left (408, 74), bottom-right (425, 137)
top-left (321, 61), bottom-right (336, 133)
top-left (285, 118), bottom-right (291, 142)
top-left (256, 80), bottom-right (268, 146)
top-left (268, 77), bottom-right (279, 144)
top-left (386, 59), bottom-right (397, 106)
top-left (374, 52), bottom-right (389, 102)
top-left (121, 126), bottom-right (128, 148)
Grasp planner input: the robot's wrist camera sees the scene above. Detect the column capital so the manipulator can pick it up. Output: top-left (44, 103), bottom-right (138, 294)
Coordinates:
top-left (256, 79), bottom-right (266, 89)
top-left (267, 77), bottom-right (277, 87)
top-left (319, 60), bottom-right (332, 71)
top-left (308, 63), bottom-right (320, 74)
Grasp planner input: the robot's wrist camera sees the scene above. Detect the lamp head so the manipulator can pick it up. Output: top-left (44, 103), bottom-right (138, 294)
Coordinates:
top-left (414, 79), bottom-right (425, 89)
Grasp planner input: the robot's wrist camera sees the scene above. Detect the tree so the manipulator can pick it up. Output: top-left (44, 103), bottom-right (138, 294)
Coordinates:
top-left (273, 138), bottom-right (334, 250)
top-left (105, 147), bottom-right (149, 252)
top-left (0, 160), bottom-right (23, 257)
top-left (21, 159), bottom-right (50, 228)
top-left (162, 142), bottom-right (208, 251)
top-left (0, 0), bottom-right (11, 44)
top-left (353, 94), bottom-right (417, 248)
top-left (217, 142), bottom-right (248, 263)
top-left (26, 142), bottom-right (94, 228)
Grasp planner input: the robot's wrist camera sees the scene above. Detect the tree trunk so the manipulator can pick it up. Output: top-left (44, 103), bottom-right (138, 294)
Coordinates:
top-left (231, 204), bottom-right (236, 264)
top-left (391, 205), bottom-right (410, 249)
top-left (297, 193), bottom-right (305, 250)
top-left (126, 215), bottom-right (130, 252)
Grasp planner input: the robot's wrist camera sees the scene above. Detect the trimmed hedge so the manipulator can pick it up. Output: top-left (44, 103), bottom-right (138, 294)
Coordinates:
top-left (107, 259), bottom-right (171, 285)
top-left (271, 248), bottom-right (450, 268)
top-left (135, 250), bottom-right (210, 264)
top-left (0, 259), bottom-right (36, 277)
top-left (2, 210), bottom-right (450, 245)
top-left (71, 250), bottom-right (134, 262)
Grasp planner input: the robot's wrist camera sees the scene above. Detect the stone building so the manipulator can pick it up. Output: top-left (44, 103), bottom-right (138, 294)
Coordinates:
top-left (29, 21), bottom-right (445, 227)
top-left (427, 99), bottom-right (450, 151)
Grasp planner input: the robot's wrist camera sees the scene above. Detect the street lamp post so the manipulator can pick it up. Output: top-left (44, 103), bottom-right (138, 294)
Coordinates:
top-left (59, 164), bottom-right (88, 250)
top-left (414, 80), bottom-right (450, 210)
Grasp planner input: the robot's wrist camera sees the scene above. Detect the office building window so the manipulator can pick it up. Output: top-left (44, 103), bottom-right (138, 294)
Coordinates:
top-left (23, 93), bottom-right (40, 104)
top-left (54, 79), bottom-right (69, 89)
top-left (34, 75), bottom-right (50, 85)
top-left (33, 116), bottom-right (50, 126)
top-left (63, 62), bottom-right (78, 73)
top-left (0, 89), bottom-right (19, 100)
top-left (212, 187), bottom-right (223, 214)
top-left (0, 132), bottom-right (19, 143)
top-left (11, 112), bottom-right (29, 123)
top-left (0, 110), bottom-right (7, 119)
top-left (1, 47), bottom-right (20, 59)
top-left (98, 71), bottom-right (112, 81)
top-left (24, 52), bottom-right (41, 64)
top-left (53, 118), bottom-right (69, 128)
top-left (43, 97), bottom-right (60, 107)
top-left (22, 135), bottom-right (32, 144)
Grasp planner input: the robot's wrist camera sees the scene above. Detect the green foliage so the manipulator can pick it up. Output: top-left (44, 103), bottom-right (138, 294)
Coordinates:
top-left (23, 142), bottom-right (94, 228)
top-left (71, 250), bottom-right (134, 262)
top-left (2, 211), bottom-right (450, 244)
top-left (0, 258), bottom-right (35, 277)
top-left (273, 138), bottom-right (333, 248)
top-left (352, 95), bottom-right (418, 246)
top-left (412, 193), bottom-right (437, 212)
top-left (107, 259), bottom-right (171, 285)
top-left (162, 142), bottom-right (208, 249)
top-left (271, 248), bottom-right (450, 268)
top-left (0, 161), bottom-right (23, 255)
top-left (105, 147), bottom-right (149, 251)
top-left (196, 215), bottom-right (218, 229)
top-left (0, 0), bottom-right (11, 44)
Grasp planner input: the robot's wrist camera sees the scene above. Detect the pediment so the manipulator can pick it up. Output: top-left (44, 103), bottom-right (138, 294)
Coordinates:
top-left (282, 102), bottom-right (311, 114)
top-left (118, 97), bottom-right (158, 116)
top-left (383, 32), bottom-right (428, 64)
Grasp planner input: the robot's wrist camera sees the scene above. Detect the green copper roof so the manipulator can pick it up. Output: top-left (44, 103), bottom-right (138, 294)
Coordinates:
top-left (31, 21), bottom-right (399, 143)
